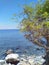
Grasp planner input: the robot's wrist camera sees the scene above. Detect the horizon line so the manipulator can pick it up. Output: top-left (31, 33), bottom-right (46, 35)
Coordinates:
top-left (0, 28), bottom-right (20, 30)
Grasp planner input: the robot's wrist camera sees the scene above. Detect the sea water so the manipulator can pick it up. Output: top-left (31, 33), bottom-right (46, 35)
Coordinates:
top-left (0, 29), bottom-right (45, 59)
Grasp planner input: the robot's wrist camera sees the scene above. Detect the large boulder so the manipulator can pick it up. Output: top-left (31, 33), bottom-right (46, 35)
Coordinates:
top-left (5, 53), bottom-right (19, 65)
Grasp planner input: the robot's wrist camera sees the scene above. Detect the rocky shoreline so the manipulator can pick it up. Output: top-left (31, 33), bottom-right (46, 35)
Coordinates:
top-left (0, 54), bottom-right (45, 65)
top-left (18, 54), bottom-right (45, 65)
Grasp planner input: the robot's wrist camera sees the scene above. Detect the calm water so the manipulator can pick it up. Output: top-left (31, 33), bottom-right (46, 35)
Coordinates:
top-left (0, 29), bottom-right (45, 59)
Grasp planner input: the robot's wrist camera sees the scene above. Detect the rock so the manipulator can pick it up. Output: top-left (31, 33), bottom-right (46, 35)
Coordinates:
top-left (5, 53), bottom-right (19, 65)
top-left (6, 59), bottom-right (19, 65)
top-left (34, 56), bottom-right (45, 65)
top-left (0, 60), bottom-right (5, 65)
top-left (28, 59), bottom-right (35, 65)
top-left (0, 54), bottom-right (45, 65)
top-left (17, 61), bottom-right (30, 65)
top-left (6, 49), bottom-right (14, 55)
top-left (18, 55), bottom-right (45, 65)
top-left (19, 57), bottom-right (25, 61)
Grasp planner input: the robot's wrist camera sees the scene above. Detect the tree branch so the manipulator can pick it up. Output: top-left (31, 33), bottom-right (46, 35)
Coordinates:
top-left (33, 39), bottom-right (49, 50)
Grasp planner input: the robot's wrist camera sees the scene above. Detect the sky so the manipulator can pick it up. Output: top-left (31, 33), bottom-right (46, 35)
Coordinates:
top-left (0, 0), bottom-right (37, 29)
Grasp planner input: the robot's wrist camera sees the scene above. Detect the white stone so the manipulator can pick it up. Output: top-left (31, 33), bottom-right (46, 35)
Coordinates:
top-left (0, 60), bottom-right (5, 63)
top-left (17, 61), bottom-right (30, 65)
top-left (5, 53), bottom-right (19, 60)
top-left (0, 60), bottom-right (5, 65)
top-left (28, 59), bottom-right (35, 65)
top-left (34, 56), bottom-right (45, 64)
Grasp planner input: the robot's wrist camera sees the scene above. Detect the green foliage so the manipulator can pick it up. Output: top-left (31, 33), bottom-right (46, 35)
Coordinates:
top-left (24, 5), bottom-right (34, 19)
top-left (20, 19), bottom-right (34, 32)
top-left (42, 12), bottom-right (48, 18)
top-left (12, 0), bottom-right (49, 48)
top-left (43, 0), bottom-right (49, 14)
top-left (24, 5), bottom-right (33, 14)
top-left (36, 0), bottom-right (49, 18)
top-left (43, 21), bottom-right (49, 28)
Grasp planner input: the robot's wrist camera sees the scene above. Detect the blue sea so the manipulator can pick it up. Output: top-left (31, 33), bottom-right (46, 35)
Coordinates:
top-left (0, 29), bottom-right (45, 59)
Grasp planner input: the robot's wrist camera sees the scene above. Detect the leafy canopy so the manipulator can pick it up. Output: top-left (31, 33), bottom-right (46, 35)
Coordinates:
top-left (20, 0), bottom-right (49, 49)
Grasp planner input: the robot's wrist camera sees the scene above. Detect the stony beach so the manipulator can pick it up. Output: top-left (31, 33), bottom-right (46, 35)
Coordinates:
top-left (0, 54), bottom-right (45, 65)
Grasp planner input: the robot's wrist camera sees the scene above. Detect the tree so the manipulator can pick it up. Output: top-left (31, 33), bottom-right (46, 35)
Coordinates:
top-left (20, 0), bottom-right (49, 65)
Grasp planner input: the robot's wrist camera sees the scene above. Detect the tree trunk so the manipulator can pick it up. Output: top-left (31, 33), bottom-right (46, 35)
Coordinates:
top-left (43, 37), bottom-right (49, 65)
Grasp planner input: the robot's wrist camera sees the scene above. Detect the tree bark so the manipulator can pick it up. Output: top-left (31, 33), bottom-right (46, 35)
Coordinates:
top-left (43, 37), bottom-right (49, 65)
top-left (34, 36), bottom-right (49, 65)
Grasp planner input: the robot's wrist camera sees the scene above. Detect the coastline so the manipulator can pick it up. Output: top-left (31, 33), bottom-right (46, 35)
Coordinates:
top-left (0, 54), bottom-right (45, 65)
